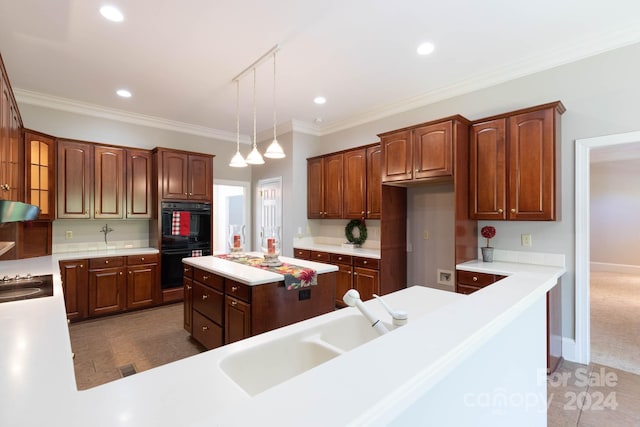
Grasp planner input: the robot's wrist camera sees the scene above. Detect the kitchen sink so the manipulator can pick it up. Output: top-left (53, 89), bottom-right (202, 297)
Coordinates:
top-left (220, 314), bottom-right (391, 396)
top-left (0, 275), bottom-right (54, 303)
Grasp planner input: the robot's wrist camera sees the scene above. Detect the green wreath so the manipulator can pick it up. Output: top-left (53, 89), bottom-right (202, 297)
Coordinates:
top-left (345, 220), bottom-right (367, 245)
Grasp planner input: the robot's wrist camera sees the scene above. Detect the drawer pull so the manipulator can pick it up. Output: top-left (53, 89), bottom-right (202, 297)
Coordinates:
top-left (141, 257), bottom-right (145, 261)
top-left (363, 260), bottom-right (368, 264)
top-left (184, 267), bottom-right (189, 272)
top-left (202, 294), bottom-right (209, 300)
top-left (187, 285), bottom-right (192, 290)
top-left (105, 260), bottom-right (109, 264)
top-left (231, 286), bottom-right (238, 292)
top-left (231, 300), bottom-right (237, 306)
top-left (472, 276), bottom-right (478, 282)
top-left (202, 326), bottom-right (209, 331)
top-left (203, 275), bottom-right (209, 280)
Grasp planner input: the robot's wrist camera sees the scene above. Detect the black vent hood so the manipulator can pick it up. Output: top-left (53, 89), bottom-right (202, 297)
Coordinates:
top-left (0, 200), bottom-right (40, 223)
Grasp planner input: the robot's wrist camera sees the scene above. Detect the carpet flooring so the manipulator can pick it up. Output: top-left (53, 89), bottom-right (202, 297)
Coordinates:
top-left (69, 303), bottom-right (204, 390)
top-left (590, 271), bottom-right (640, 376)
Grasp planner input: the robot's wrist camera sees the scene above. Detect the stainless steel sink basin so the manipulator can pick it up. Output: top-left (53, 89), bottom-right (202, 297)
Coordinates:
top-left (0, 275), bottom-right (53, 303)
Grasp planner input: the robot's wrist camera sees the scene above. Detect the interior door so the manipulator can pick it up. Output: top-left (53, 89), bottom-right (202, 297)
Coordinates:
top-left (255, 177), bottom-right (282, 252)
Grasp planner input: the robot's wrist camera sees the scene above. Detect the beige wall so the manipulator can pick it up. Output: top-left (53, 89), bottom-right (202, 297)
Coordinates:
top-left (590, 159), bottom-right (640, 267)
top-left (302, 41), bottom-right (640, 340)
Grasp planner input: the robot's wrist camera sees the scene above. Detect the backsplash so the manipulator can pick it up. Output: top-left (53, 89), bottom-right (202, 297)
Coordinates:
top-left (304, 219), bottom-right (380, 249)
top-left (479, 248), bottom-right (566, 268)
top-left (52, 220), bottom-right (150, 253)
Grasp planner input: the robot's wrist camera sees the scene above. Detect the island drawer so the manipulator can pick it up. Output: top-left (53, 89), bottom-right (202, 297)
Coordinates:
top-left (127, 253), bottom-right (158, 265)
top-left (89, 256), bottom-right (125, 269)
top-left (192, 311), bottom-right (223, 350)
top-left (193, 268), bottom-right (224, 292)
top-left (330, 254), bottom-right (352, 265)
top-left (226, 279), bottom-right (250, 303)
top-left (293, 248), bottom-right (311, 260)
top-left (310, 251), bottom-right (330, 262)
top-left (192, 281), bottom-right (224, 324)
top-left (353, 257), bottom-right (379, 270)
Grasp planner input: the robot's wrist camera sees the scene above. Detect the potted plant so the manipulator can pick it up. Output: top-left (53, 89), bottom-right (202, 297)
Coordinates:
top-left (481, 226), bottom-right (496, 262)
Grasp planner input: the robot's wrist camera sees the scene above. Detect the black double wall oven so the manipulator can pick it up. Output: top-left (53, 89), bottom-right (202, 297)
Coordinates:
top-left (161, 201), bottom-right (211, 290)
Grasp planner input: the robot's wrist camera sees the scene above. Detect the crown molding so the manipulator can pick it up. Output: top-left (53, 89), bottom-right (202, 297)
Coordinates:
top-left (13, 88), bottom-right (249, 143)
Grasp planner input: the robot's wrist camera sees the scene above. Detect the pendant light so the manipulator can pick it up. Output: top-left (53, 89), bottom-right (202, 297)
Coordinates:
top-left (229, 80), bottom-right (248, 168)
top-left (264, 51), bottom-right (285, 159)
top-left (245, 67), bottom-right (265, 165)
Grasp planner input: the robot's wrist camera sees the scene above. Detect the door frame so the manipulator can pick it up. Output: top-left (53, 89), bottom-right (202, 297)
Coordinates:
top-left (574, 130), bottom-right (640, 364)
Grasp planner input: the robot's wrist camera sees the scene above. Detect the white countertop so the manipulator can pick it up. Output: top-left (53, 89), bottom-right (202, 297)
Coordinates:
top-left (183, 253), bottom-right (338, 285)
top-left (292, 239), bottom-right (381, 259)
top-left (0, 254), bottom-right (565, 426)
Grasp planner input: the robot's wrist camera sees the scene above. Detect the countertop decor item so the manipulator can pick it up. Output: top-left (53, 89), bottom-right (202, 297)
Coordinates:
top-left (480, 226), bottom-right (496, 262)
top-left (345, 219), bottom-right (367, 247)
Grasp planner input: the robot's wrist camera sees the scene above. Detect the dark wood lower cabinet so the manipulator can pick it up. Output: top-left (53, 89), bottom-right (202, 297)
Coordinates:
top-left (184, 263), bottom-right (336, 349)
top-left (59, 254), bottom-right (159, 321)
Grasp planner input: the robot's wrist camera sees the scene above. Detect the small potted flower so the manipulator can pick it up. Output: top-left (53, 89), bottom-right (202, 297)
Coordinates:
top-left (481, 226), bottom-right (496, 262)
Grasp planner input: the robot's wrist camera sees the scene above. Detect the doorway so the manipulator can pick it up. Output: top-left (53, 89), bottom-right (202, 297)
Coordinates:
top-left (213, 181), bottom-right (251, 253)
top-left (574, 131), bottom-right (640, 364)
top-left (255, 177), bottom-right (283, 252)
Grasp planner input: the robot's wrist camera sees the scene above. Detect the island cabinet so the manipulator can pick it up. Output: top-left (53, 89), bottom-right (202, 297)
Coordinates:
top-left (184, 260), bottom-right (336, 349)
top-left (191, 267), bottom-right (224, 349)
top-left (380, 117), bottom-right (468, 184)
top-left (469, 101), bottom-right (565, 220)
top-left (59, 254), bottom-right (159, 321)
top-left (155, 148), bottom-right (213, 202)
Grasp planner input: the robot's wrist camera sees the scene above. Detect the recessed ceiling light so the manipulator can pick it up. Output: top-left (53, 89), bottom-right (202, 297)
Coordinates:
top-left (100, 5), bottom-right (124, 22)
top-left (314, 96), bottom-right (326, 105)
top-left (116, 89), bottom-right (132, 98)
top-left (417, 42), bottom-right (435, 56)
top-left (314, 118), bottom-right (323, 124)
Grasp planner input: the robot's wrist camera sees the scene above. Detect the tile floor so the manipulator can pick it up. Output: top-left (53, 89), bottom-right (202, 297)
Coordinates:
top-left (70, 304), bottom-right (640, 425)
top-left (548, 360), bottom-right (640, 426)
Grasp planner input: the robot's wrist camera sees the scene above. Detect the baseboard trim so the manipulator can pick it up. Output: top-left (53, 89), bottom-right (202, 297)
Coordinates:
top-left (590, 262), bottom-right (640, 274)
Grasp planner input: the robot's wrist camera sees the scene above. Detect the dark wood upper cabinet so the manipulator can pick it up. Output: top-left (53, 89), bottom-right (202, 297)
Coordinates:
top-left (0, 57), bottom-right (23, 202)
top-left (57, 140), bottom-right (92, 219)
top-left (24, 130), bottom-right (55, 220)
top-left (94, 145), bottom-right (124, 219)
top-left (307, 153), bottom-right (343, 219)
top-left (380, 117), bottom-right (463, 184)
top-left (158, 149), bottom-right (213, 202)
top-left (366, 145), bottom-right (381, 219)
top-left (343, 148), bottom-right (367, 219)
top-left (126, 149), bottom-right (152, 219)
top-left (470, 102), bottom-right (564, 220)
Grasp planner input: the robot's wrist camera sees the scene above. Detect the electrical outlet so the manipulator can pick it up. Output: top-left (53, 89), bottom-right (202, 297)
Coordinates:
top-left (423, 230), bottom-right (429, 240)
top-left (521, 233), bottom-right (532, 247)
top-left (65, 230), bottom-right (73, 240)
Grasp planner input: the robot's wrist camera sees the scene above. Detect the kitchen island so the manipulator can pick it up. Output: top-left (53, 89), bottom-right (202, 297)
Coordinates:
top-left (0, 252), bottom-right (565, 426)
top-left (182, 253), bottom-right (338, 348)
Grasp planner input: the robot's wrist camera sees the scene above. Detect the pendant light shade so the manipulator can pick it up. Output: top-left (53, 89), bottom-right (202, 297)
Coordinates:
top-left (245, 68), bottom-right (264, 165)
top-left (264, 51), bottom-right (285, 159)
top-left (229, 80), bottom-right (247, 168)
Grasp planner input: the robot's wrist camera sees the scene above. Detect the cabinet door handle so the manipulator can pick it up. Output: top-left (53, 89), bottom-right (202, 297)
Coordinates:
top-left (141, 257), bottom-right (145, 261)
top-left (202, 326), bottom-right (209, 331)
top-left (105, 260), bottom-right (109, 264)
top-left (415, 169), bottom-right (419, 172)
top-left (472, 276), bottom-right (478, 282)
top-left (231, 300), bottom-right (237, 306)
top-left (80, 264), bottom-right (84, 268)
top-left (510, 208), bottom-right (516, 213)
top-left (119, 271), bottom-right (123, 275)
top-left (203, 275), bottom-right (209, 280)
top-left (231, 286), bottom-right (238, 292)
top-left (354, 272), bottom-right (358, 276)
top-left (129, 271), bottom-right (132, 275)
top-left (202, 294), bottom-right (209, 300)
top-left (497, 208), bottom-right (504, 213)
top-left (363, 260), bottom-right (368, 264)
top-left (186, 285), bottom-right (192, 290)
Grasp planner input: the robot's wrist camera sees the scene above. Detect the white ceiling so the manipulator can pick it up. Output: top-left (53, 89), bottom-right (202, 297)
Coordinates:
top-left (2, 0), bottom-right (640, 141)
